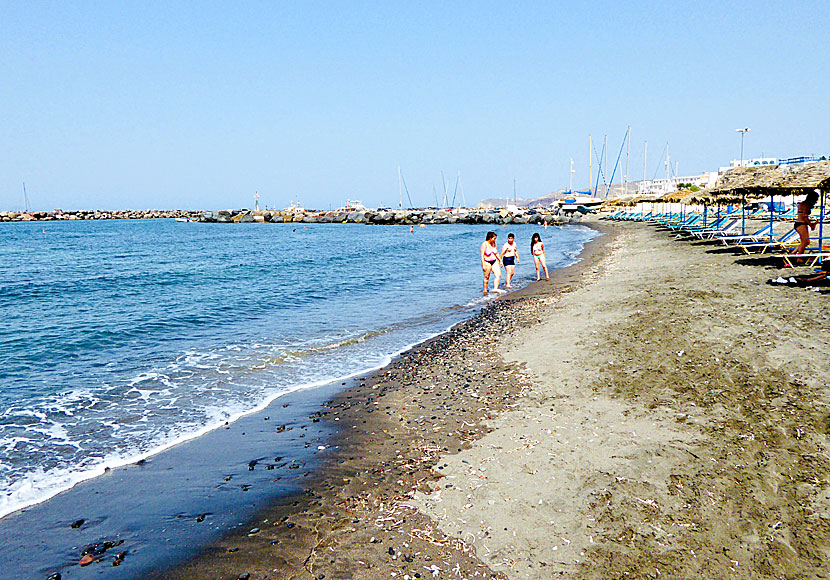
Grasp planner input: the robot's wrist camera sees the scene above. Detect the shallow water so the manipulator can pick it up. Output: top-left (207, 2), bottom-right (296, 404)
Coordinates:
top-left (0, 219), bottom-right (597, 520)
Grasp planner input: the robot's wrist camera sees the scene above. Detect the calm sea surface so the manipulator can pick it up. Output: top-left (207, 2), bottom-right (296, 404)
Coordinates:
top-left (0, 219), bottom-right (597, 519)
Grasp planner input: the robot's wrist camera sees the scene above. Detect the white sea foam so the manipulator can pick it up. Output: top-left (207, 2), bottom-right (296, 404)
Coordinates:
top-left (0, 315), bottom-right (467, 521)
top-left (0, 222), bottom-right (599, 522)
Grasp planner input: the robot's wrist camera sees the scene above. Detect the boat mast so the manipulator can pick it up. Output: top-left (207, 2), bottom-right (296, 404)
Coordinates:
top-left (588, 135), bottom-right (592, 195)
top-left (22, 182), bottom-right (31, 213)
top-left (513, 178), bottom-right (517, 205)
top-left (643, 141), bottom-right (648, 184)
top-left (624, 126), bottom-right (631, 195)
top-left (604, 135), bottom-right (608, 197)
top-left (398, 165), bottom-right (403, 209)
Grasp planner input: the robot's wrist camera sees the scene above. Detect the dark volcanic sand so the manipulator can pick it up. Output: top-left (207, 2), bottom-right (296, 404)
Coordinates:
top-left (152, 223), bottom-right (614, 580)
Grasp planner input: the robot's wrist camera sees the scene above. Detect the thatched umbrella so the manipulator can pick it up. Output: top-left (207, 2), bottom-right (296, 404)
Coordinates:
top-left (602, 196), bottom-right (640, 208)
top-left (707, 165), bottom-right (782, 235)
top-left (771, 160), bottom-right (830, 193)
top-left (682, 189), bottom-right (718, 226)
top-left (769, 162), bottom-right (830, 252)
top-left (657, 189), bottom-right (697, 203)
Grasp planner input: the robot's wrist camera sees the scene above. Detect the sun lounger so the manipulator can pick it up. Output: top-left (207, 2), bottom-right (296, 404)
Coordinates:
top-left (775, 208), bottom-right (797, 221)
top-left (737, 229), bottom-right (799, 254)
top-left (718, 224), bottom-right (774, 245)
top-left (677, 216), bottom-right (729, 234)
top-left (690, 218), bottom-right (740, 240)
top-left (666, 215), bottom-right (702, 230)
top-left (776, 252), bottom-right (830, 268)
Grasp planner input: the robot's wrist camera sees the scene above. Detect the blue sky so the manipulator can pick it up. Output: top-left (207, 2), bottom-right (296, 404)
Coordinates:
top-left (2, 1), bottom-right (828, 211)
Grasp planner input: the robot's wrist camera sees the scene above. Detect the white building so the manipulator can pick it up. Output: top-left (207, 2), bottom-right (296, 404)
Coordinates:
top-left (718, 157), bottom-right (777, 173)
top-left (637, 172), bottom-right (718, 195)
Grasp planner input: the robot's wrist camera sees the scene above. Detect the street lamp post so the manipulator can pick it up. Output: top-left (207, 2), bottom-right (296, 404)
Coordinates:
top-left (736, 128), bottom-right (751, 234)
top-left (736, 127), bottom-right (750, 167)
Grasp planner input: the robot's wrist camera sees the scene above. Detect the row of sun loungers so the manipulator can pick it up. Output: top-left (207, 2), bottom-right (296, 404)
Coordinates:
top-left (604, 208), bottom-right (828, 272)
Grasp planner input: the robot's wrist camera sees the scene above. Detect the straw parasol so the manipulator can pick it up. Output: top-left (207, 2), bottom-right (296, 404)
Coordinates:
top-left (707, 165), bottom-right (781, 201)
top-left (769, 160), bottom-right (830, 194)
top-left (656, 189), bottom-right (702, 203)
top-left (603, 195), bottom-right (655, 207)
top-left (684, 189), bottom-right (715, 205)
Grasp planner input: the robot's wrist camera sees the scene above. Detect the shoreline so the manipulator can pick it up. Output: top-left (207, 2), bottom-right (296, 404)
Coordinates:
top-left (156, 218), bottom-right (830, 579)
top-left (413, 221), bottom-right (830, 578)
top-left (154, 221), bottom-right (615, 579)
top-left (2, 222), bottom-right (605, 580)
top-left (1, 223), bottom-right (592, 524)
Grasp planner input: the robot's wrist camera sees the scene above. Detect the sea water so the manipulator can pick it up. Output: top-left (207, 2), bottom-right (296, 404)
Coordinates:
top-left (0, 219), bottom-right (597, 520)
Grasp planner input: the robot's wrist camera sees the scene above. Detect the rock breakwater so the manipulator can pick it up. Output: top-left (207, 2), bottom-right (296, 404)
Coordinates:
top-left (2, 207), bottom-right (589, 226)
top-left (0, 209), bottom-right (200, 222)
top-left (199, 206), bottom-right (585, 225)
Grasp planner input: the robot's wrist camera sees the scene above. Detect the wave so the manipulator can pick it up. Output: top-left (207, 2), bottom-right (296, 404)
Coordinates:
top-left (0, 311), bottom-right (471, 520)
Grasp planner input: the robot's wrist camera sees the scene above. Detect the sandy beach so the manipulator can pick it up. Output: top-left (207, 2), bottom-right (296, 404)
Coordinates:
top-left (157, 219), bottom-right (830, 580)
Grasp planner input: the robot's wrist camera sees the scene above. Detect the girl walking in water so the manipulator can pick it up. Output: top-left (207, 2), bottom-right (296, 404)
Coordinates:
top-left (480, 231), bottom-right (502, 293)
top-left (500, 233), bottom-right (519, 288)
top-left (530, 232), bottom-right (549, 281)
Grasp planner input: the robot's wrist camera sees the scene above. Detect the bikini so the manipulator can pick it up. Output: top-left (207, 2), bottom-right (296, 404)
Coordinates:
top-left (484, 245), bottom-right (498, 264)
top-left (794, 204), bottom-right (811, 229)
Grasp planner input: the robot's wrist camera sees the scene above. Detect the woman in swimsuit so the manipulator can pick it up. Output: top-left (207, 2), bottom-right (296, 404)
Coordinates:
top-left (500, 233), bottom-right (519, 288)
top-left (530, 232), bottom-right (550, 281)
top-left (480, 231), bottom-right (502, 293)
top-left (792, 190), bottom-right (818, 259)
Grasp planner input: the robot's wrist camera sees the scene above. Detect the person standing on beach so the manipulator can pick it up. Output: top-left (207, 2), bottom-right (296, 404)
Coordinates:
top-left (481, 231), bottom-right (502, 293)
top-left (530, 232), bottom-right (550, 281)
top-left (792, 191), bottom-right (818, 259)
top-left (500, 233), bottom-right (519, 288)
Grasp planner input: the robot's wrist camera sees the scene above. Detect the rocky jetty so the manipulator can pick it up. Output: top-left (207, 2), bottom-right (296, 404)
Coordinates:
top-left (198, 206), bottom-right (586, 225)
top-left (0, 209), bottom-right (200, 222)
top-left (1, 206), bottom-right (589, 225)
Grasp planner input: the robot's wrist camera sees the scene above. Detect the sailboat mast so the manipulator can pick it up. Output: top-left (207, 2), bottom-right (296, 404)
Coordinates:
top-left (588, 135), bottom-right (592, 194)
top-left (398, 166), bottom-right (403, 209)
top-left (643, 141), bottom-right (648, 183)
top-left (624, 126), bottom-right (631, 195)
top-left (22, 182), bottom-right (31, 213)
top-left (513, 178), bottom-right (517, 205)
top-left (604, 135), bottom-right (608, 197)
